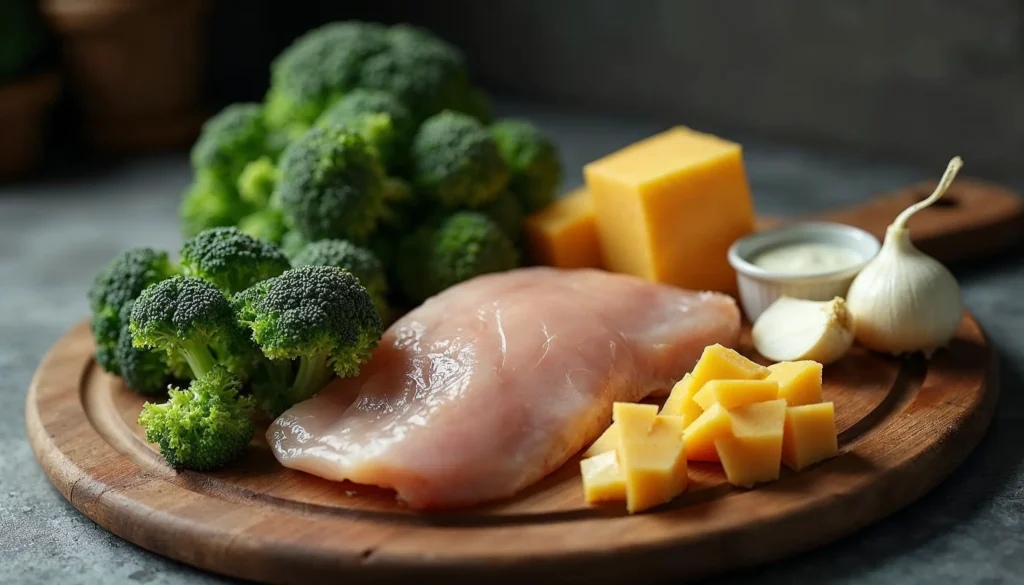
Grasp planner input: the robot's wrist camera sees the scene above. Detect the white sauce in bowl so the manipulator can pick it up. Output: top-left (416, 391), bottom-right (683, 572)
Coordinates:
top-left (751, 242), bottom-right (863, 275)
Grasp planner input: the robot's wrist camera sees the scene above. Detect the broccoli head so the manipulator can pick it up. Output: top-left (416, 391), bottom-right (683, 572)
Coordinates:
top-left (397, 211), bottom-right (519, 303)
top-left (316, 89), bottom-right (415, 173)
top-left (191, 103), bottom-right (269, 188)
top-left (489, 119), bottom-right (562, 214)
top-left (274, 126), bottom-right (387, 243)
top-left (179, 171), bottom-right (253, 238)
top-left (265, 21), bottom-right (389, 137)
top-left (237, 156), bottom-right (278, 207)
top-left (137, 365), bottom-right (254, 471)
top-left (180, 227), bottom-right (291, 297)
top-left (477, 189), bottom-right (525, 244)
top-left (115, 301), bottom-right (185, 396)
top-left (130, 276), bottom-right (253, 380)
top-left (291, 239), bottom-right (389, 319)
top-left (411, 111), bottom-right (509, 209)
top-left (233, 265), bottom-right (383, 416)
top-left (88, 248), bottom-right (176, 375)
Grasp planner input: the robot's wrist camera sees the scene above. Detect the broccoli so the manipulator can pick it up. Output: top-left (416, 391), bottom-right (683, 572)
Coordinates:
top-left (237, 156), bottom-right (278, 207)
top-left (396, 211), bottom-right (519, 303)
top-left (489, 119), bottom-right (562, 214)
top-left (130, 276), bottom-right (254, 380)
top-left (115, 301), bottom-right (185, 396)
top-left (411, 111), bottom-right (509, 209)
top-left (274, 126), bottom-right (387, 243)
top-left (316, 89), bottom-right (415, 173)
top-left (179, 171), bottom-right (253, 238)
top-left (265, 22), bottom-right (390, 137)
top-left (137, 366), bottom-right (254, 470)
top-left (180, 227), bottom-right (291, 297)
top-left (191, 103), bottom-right (269, 189)
top-left (233, 266), bottom-right (383, 416)
top-left (477, 190), bottom-right (524, 244)
top-left (88, 248), bottom-right (177, 375)
top-left (237, 208), bottom-right (289, 245)
top-left (291, 239), bottom-right (389, 319)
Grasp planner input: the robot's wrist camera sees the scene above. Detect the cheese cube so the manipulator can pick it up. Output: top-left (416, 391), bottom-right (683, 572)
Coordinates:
top-left (581, 450), bottom-right (627, 503)
top-left (663, 345), bottom-right (770, 426)
top-left (692, 379), bottom-right (779, 411)
top-left (767, 361), bottom-right (823, 406)
top-left (782, 402), bottom-right (839, 471)
top-left (714, 399), bottom-right (786, 488)
top-left (583, 423), bottom-right (619, 458)
top-left (524, 188), bottom-right (603, 269)
top-left (660, 373), bottom-right (704, 426)
top-left (682, 403), bottom-right (731, 462)
top-left (614, 403), bottom-right (688, 513)
top-left (583, 127), bottom-right (755, 292)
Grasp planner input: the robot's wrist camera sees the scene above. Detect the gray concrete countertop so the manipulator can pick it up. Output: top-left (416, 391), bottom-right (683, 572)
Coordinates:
top-left (2, 103), bottom-right (1022, 585)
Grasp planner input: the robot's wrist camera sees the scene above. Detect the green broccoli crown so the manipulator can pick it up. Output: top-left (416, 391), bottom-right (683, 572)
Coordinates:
top-left (237, 207), bottom-right (289, 245)
top-left (291, 239), bottom-right (389, 318)
top-left (397, 211), bottom-right (519, 302)
top-left (265, 21), bottom-right (390, 134)
top-left (190, 103), bottom-right (268, 186)
top-left (274, 126), bottom-right (387, 243)
top-left (316, 89), bottom-right (415, 173)
top-left (137, 366), bottom-right (254, 471)
top-left (180, 227), bottom-right (291, 297)
top-left (411, 111), bottom-right (510, 209)
top-left (477, 189), bottom-right (525, 244)
top-left (179, 170), bottom-right (254, 238)
top-left (88, 247), bottom-right (176, 374)
top-left (237, 156), bottom-right (278, 207)
top-left (489, 119), bottom-right (562, 214)
top-left (129, 276), bottom-right (249, 379)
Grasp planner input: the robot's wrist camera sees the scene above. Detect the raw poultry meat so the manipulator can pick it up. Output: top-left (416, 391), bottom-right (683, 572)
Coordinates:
top-left (268, 267), bottom-right (741, 508)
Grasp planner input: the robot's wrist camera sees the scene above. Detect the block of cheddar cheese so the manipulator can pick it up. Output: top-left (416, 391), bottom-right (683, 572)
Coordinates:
top-left (524, 187), bottom-right (603, 269)
top-left (714, 399), bottom-right (786, 488)
top-left (782, 402), bottom-right (839, 471)
top-left (613, 403), bottom-right (688, 513)
top-left (767, 361), bottom-right (823, 406)
top-left (583, 127), bottom-right (755, 292)
top-left (581, 450), bottom-right (627, 503)
top-left (682, 402), bottom-right (731, 462)
top-left (692, 379), bottom-right (779, 411)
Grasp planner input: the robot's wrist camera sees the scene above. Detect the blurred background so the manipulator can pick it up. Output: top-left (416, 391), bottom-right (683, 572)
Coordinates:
top-left (1, 0), bottom-right (1021, 181)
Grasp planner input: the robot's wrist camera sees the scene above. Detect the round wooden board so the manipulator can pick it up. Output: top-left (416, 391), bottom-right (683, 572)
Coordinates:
top-left (27, 317), bottom-right (998, 585)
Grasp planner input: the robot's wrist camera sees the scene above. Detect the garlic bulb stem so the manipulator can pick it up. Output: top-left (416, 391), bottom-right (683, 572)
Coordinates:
top-left (892, 156), bottom-right (963, 229)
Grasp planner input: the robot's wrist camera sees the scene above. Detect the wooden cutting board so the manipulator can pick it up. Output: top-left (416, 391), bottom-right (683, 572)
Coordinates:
top-left (26, 178), bottom-right (1021, 584)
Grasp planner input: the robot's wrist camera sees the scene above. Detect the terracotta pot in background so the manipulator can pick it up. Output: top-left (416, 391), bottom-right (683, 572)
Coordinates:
top-left (0, 72), bottom-right (61, 179)
top-left (40, 0), bottom-right (209, 152)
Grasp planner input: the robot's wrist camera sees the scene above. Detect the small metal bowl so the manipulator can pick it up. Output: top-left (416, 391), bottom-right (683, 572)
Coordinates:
top-left (728, 222), bottom-right (880, 321)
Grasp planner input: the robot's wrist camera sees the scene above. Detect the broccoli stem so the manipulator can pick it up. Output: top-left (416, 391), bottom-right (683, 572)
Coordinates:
top-left (180, 340), bottom-right (217, 379)
top-left (290, 353), bottom-right (333, 401)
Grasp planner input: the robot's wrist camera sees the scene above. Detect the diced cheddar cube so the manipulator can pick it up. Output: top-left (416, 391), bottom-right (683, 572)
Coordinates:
top-left (682, 403), bottom-right (731, 462)
top-left (524, 188), bottom-right (603, 269)
top-left (663, 345), bottom-right (770, 427)
top-left (583, 127), bottom-right (755, 292)
top-left (714, 399), bottom-right (786, 488)
top-left (782, 402), bottom-right (839, 471)
top-left (767, 361), bottom-right (823, 406)
top-left (660, 373), bottom-right (704, 426)
top-left (584, 423), bottom-right (619, 458)
top-left (692, 379), bottom-right (779, 411)
top-left (614, 403), bottom-right (688, 513)
top-left (581, 450), bottom-right (626, 503)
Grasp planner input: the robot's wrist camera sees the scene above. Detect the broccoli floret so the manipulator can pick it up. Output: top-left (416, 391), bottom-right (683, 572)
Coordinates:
top-left (291, 239), bottom-right (389, 319)
top-left (274, 126), bottom-right (387, 243)
top-left (489, 119), bottom-right (562, 214)
top-left (238, 208), bottom-right (289, 245)
top-left (411, 111), bottom-right (509, 209)
top-left (237, 156), bottom-right (278, 207)
top-left (114, 301), bottom-right (178, 396)
top-left (191, 103), bottom-right (269, 189)
top-left (477, 190), bottom-right (524, 244)
top-left (180, 227), bottom-right (291, 297)
top-left (265, 22), bottom-right (390, 137)
top-left (179, 171), bottom-right (253, 238)
top-left (88, 248), bottom-right (177, 375)
top-left (137, 366), bottom-right (254, 470)
top-left (316, 89), bottom-right (415, 173)
top-left (130, 276), bottom-right (253, 380)
top-left (233, 265), bottom-right (382, 416)
top-left (396, 211), bottom-right (519, 303)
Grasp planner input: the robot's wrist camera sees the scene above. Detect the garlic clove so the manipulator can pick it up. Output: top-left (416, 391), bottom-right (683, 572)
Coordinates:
top-left (752, 296), bottom-right (854, 365)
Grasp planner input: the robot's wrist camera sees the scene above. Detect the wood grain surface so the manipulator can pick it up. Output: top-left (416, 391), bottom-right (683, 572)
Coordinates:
top-left (25, 180), bottom-right (1015, 584)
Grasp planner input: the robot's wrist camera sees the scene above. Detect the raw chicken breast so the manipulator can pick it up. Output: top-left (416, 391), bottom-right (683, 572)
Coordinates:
top-left (269, 267), bottom-right (740, 509)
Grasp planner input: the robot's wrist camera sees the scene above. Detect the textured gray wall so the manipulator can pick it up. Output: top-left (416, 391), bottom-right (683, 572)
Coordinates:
top-left (402, 0), bottom-right (1024, 175)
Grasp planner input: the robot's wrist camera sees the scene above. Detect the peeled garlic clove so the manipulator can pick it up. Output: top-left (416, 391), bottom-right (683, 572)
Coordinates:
top-left (752, 296), bottom-right (854, 365)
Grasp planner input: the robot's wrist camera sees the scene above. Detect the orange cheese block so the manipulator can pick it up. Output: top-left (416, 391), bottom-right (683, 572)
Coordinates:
top-left (714, 399), bottom-right (787, 488)
top-left (583, 127), bottom-right (755, 292)
top-left (613, 403), bottom-right (688, 513)
top-left (767, 361), bottom-right (823, 406)
top-left (580, 450), bottom-right (627, 503)
top-left (692, 379), bottom-right (779, 411)
top-left (662, 345), bottom-right (770, 427)
top-left (682, 403), bottom-right (731, 462)
top-left (782, 402), bottom-right (839, 471)
top-left (523, 187), bottom-right (603, 269)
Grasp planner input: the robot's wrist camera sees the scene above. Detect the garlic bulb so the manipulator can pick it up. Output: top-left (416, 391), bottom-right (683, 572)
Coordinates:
top-left (752, 296), bottom-right (854, 365)
top-left (845, 157), bottom-right (965, 356)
